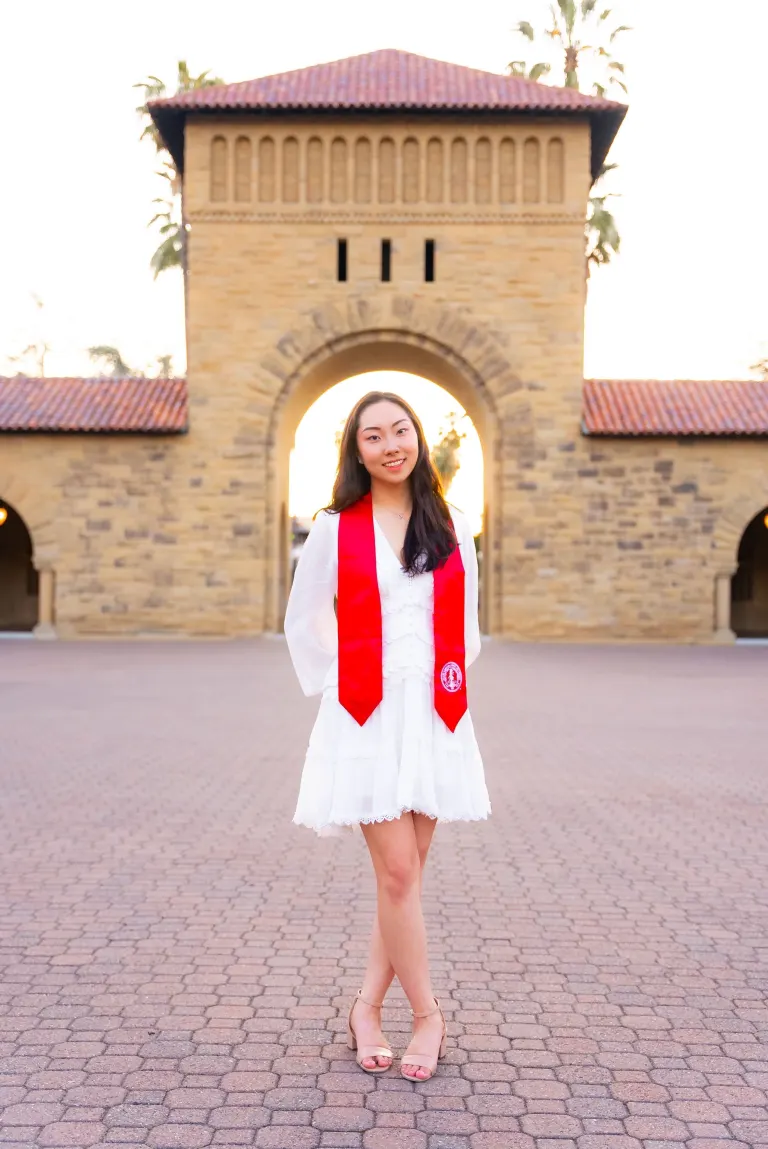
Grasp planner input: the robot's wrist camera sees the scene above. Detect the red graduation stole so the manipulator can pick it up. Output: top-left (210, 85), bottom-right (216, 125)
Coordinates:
top-left (337, 492), bottom-right (467, 732)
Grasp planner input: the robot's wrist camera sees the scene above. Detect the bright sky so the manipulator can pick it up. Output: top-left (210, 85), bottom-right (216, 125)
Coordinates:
top-left (3, 1), bottom-right (767, 522)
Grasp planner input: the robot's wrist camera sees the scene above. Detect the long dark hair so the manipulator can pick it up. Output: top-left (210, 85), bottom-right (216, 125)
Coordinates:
top-left (323, 390), bottom-right (457, 574)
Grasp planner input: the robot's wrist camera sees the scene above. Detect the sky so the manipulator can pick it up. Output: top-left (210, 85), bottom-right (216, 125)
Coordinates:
top-left (2, 0), bottom-right (767, 521)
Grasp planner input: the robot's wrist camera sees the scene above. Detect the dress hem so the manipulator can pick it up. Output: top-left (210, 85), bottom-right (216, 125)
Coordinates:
top-left (293, 803), bottom-right (491, 833)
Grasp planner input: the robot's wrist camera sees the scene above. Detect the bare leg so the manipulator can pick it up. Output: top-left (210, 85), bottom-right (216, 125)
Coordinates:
top-left (353, 813), bottom-right (437, 1070)
top-left (361, 813), bottom-right (443, 1079)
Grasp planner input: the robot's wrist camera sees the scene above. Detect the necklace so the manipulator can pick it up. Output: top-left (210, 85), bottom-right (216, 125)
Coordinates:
top-left (377, 506), bottom-right (410, 520)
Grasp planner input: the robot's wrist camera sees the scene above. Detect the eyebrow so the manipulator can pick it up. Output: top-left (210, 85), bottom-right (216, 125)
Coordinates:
top-left (361, 417), bottom-right (410, 432)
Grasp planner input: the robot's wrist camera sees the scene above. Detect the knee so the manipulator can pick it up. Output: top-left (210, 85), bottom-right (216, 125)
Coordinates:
top-left (379, 852), bottom-right (421, 903)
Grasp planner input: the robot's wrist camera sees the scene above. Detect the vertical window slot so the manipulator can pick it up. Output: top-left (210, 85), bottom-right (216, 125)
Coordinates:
top-left (424, 239), bottom-right (436, 282)
top-left (337, 238), bottom-right (348, 282)
top-left (381, 238), bottom-right (392, 282)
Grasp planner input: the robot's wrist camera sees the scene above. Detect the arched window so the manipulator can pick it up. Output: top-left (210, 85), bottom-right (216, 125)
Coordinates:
top-left (547, 138), bottom-right (565, 203)
top-left (282, 137), bottom-right (300, 203)
top-left (330, 137), bottom-right (348, 203)
top-left (234, 136), bottom-right (252, 203)
top-left (378, 138), bottom-right (396, 203)
top-left (258, 137), bottom-right (276, 203)
top-left (210, 136), bottom-right (228, 202)
top-left (354, 138), bottom-right (372, 203)
top-left (474, 138), bottom-right (492, 204)
top-left (499, 138), bottom-right (516, 203)
top-left (523, 137), bottom-right (541, 203)
top-left (307, 138), bottom-right (324, 203)
top-left (426, 138), bottom-right (444, 203)
top-left (402, 137), bottom-right (420, 203)
top-left (450, 138), bottom-right (468, 203)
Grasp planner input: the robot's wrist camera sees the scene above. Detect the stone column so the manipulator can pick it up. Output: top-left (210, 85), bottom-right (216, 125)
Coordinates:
top-left (713, 570), bottom-right (736, 643)
top-left (33, 565), bottom-right (57, 640)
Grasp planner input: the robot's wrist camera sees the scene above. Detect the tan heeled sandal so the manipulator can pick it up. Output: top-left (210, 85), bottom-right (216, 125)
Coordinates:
top-left (400, 996), bottom-right (447, 1082)
top-left (346, 989), bottom-right (393, 1074)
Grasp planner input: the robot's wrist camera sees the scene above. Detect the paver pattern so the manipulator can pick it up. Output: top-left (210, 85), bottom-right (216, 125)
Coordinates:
top-left (1, 639), bottom-right (767, 1149)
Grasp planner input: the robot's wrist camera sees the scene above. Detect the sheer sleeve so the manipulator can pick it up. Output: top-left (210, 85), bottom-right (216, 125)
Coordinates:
top-left (452, 507), bottom-right (482, 668)
top-left (284, 509), bottom-right (339, 696)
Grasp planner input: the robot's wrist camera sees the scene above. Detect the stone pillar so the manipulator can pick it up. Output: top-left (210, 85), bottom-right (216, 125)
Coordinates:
top-left (33, 565), bottom-right (57, 640)
top-left (713, 570), bottom-right (736, 643)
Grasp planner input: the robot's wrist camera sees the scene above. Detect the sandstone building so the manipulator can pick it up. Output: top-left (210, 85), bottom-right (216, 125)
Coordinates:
top-left (1, 50), bottom-right (767, 642)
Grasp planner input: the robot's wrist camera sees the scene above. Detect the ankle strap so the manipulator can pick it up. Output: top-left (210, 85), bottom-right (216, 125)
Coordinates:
top-left (357, 989), bottom-right (384, 1009)
top-left (410, 996), bottom-right (440, 1019)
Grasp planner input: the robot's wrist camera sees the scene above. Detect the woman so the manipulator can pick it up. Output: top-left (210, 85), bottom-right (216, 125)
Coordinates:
top-left (284, 390), bottom-right (491, 1083)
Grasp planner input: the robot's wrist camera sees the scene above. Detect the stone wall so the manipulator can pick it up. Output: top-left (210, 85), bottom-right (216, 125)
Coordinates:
top-left (1, 114), bottom-right (765, 639)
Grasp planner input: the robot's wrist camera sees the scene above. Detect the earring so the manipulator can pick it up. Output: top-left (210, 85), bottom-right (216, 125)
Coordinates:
top-left (357, 456), bottom-right (363, 463)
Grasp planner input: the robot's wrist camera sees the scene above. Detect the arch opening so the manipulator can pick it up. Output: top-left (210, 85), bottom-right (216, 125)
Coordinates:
top-left (266, 334), bottom-right (501, 640)
top-left (0, 500), bottom-right (39, 633)
top-left (731, 507), bottom-right (768, 638)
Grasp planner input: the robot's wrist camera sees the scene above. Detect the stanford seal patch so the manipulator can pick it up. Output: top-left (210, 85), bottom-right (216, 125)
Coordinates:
top-left (440, 661), bottom-right (463, 693)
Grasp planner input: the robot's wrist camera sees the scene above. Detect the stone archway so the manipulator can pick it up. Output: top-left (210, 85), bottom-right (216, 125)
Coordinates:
top-left (730, 507), bottom-right (768, 638)
top-left (0, 477), bottom-right (59, 639)
top-left (259, 295), bottom-right (529, 636)
top-left (0, 500), bottom-right (38, 632)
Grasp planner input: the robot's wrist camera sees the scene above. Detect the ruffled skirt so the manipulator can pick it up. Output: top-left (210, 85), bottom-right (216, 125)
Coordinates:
top-left (293, 674), bottom-right (492, 836)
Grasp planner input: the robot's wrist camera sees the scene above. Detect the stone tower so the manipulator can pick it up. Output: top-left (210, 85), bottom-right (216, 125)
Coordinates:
top-left (149, 48), bottom-right (625, 636)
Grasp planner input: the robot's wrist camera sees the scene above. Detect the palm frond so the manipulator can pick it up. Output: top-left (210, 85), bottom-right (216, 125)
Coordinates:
top-left (581, 0), bottom-right (599, 16)
top-left (508, 60), bottom-right (529, 76)
top-left (516, 20), bottom-right (536, 40)
top-left (150, 232), bottom-right (183, 278)
top-left (610, 24), bottom-right (632, 40)
top-left (557, 0), bottom-right (577, 36)
top-left (529, 62), bottom-right (552, 81)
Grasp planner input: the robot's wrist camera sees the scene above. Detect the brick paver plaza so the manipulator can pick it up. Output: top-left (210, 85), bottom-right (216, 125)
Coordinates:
top-left (1, 639), bottom-right (767, 1149)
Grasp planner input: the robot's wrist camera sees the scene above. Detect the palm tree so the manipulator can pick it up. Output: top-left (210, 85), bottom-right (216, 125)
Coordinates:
top-left (134, 61), bottom-right (224, 279)
top-left (87, 346), bottom-right (138, 377)
top-left (431, 413), bottom-right (467, 494)
top-left (509, 1), bottom-right (630, 273)
top-left (751, 356), bottom-right (768, 381)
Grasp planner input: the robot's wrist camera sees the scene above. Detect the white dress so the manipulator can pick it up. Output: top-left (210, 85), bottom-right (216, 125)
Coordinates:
top-left (284, 504), bottom-right (492, 835)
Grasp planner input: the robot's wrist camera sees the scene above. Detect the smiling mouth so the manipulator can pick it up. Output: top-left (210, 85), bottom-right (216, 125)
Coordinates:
top-left (383, 458), bottom-right (406, 469)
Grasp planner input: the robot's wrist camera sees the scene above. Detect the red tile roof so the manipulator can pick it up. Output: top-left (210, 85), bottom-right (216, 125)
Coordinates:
top-left (583, 379), bottom-right (768, 437)
top-left (149, 48), bottom-right (626, 179)
top-left (6, 376), bottom-right (762, 438)
top-left (0, 376), bottom-right (187, 433)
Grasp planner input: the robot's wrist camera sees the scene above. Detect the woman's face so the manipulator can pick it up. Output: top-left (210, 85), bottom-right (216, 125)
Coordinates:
top-left (355, 400), bottom-right (420, 487)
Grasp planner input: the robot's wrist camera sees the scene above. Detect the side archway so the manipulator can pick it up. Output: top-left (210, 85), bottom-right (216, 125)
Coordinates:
top-left (713, 489), bottom-right (768, 641)
top-left (0, 478), bottom-right (59, 639)
top-left (260, 297), bottom-right (528, 637)
top-left (731, 507), bottom-right (768, 638)
top-left (0, 500), bottom-right (38, 632)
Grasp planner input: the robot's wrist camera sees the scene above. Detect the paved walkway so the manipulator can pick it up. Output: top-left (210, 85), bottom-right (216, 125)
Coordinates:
top-left (1, 639), bottom-right (767, 1149)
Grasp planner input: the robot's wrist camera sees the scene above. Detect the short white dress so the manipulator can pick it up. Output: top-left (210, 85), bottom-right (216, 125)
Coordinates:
top-left (284, 504), bottom-right (491, 835)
